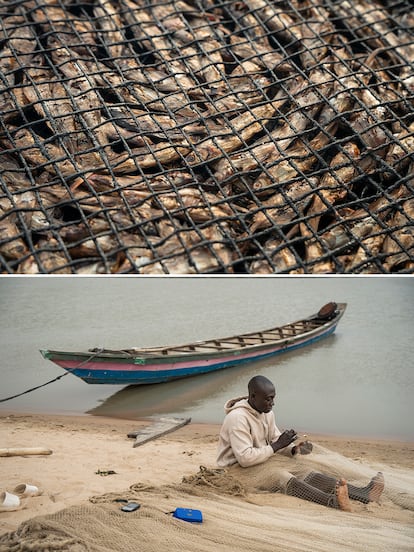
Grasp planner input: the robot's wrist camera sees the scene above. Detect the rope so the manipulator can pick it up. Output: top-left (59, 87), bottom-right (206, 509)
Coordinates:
top-left (0, 349), bottom-right (104, 403)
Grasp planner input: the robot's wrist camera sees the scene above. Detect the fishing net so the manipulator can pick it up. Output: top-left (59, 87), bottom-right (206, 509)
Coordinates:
top-left (1, 446), bottom-right (414, 551)
top-left (0, 0), bottom-right (413, 274)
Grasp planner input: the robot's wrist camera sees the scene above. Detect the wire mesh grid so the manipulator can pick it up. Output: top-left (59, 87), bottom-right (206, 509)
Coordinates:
top-left (0, 0), bottom-right (413, 274)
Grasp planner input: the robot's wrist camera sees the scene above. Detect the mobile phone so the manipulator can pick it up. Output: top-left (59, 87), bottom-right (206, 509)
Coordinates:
top-left (121, 502), bottom-right (141, 512)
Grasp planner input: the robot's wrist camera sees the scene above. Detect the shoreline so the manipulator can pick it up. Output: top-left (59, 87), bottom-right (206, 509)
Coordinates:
top-left (1, 407), bottom-right (412, 444)
top-left (1, 412), bottom-right (413, 543)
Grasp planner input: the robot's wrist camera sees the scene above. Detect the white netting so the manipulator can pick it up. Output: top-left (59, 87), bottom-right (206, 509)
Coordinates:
top-left (1, 445), bottom-right (413, 552)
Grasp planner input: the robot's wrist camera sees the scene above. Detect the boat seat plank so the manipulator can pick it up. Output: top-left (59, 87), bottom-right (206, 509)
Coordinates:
top-left (126, 319), bottom-right (325, 356)
top-left (160, 320), bottom-right (323, 353)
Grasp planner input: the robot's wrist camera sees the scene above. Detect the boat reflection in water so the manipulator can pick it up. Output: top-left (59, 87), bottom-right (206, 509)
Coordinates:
top-left (87, 330), bottom-right (340, 422)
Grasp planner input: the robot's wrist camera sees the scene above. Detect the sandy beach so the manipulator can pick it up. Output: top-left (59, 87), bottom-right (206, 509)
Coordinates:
top-left (1, 412), bottom-right (413, 551)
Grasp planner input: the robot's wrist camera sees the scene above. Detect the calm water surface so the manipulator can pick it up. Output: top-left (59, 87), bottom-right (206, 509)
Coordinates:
top-left (0, 277), bottom-right (413, 441)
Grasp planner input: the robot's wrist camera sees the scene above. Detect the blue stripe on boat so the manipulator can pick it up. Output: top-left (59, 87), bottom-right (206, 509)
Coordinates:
top-left (70, 325), bottom-right (337, 384)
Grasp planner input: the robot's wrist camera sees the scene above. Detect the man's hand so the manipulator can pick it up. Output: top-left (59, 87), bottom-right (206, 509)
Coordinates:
top-left (291, 441), bottom-right (313, 455)
top-left (271, 429), bottom-right (297, 452)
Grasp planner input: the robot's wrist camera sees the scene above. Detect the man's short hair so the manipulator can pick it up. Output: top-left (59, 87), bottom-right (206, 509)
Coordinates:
top-left (248, 375), bottom-right (274, 394)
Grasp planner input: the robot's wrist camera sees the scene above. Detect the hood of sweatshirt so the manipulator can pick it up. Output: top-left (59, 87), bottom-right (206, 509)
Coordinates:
top-left (224, 396), bottom-right (257, 414)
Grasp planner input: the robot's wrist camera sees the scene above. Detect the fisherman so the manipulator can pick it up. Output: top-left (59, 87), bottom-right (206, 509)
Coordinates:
top-left (217, 375), bottom-right (384, 511)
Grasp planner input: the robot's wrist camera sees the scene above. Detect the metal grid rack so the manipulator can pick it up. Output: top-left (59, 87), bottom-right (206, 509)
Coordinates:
top-left (1, 0), bottom-right (413, 273)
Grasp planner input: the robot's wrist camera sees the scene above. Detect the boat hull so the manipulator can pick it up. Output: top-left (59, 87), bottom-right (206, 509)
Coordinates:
top-left (41, 313), bottom-right (342, 385)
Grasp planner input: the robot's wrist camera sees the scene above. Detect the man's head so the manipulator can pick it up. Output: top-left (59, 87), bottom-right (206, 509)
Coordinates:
top-left (247, 375), bottom-right (275, 413)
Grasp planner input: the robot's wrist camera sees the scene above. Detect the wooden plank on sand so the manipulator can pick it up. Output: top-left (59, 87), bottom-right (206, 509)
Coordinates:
top-left (0, 447), bottom-right (53, 457)
top-left (127, 417), bottom-right (191, 448)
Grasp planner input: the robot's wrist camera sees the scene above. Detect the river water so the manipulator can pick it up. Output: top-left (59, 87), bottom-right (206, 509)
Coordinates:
top-left (0, 277), bottom-right (413, 441)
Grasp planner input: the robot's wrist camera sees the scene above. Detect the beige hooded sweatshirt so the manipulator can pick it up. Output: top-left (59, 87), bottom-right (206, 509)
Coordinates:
top-left (216, 396), bottom-right (294, 468)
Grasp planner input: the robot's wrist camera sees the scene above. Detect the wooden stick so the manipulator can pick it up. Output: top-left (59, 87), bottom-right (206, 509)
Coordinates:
top-left (127, 417), bottom-right (191, 448)
top-left (0, 447), bottom-right (53, 457)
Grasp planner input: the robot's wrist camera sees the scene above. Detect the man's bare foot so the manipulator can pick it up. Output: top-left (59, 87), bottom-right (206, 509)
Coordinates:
top-left (336, 478), bottom-right (352, 512)
top-left (367, 472), bottom-right (384, 503)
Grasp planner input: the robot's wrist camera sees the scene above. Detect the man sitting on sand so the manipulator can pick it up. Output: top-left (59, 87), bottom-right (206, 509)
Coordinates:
top-left (217, 375), bottom-right (384, 511)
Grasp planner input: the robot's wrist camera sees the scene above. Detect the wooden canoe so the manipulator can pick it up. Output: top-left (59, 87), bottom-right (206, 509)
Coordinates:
top-left (40, 302), bottom-right (346, 385)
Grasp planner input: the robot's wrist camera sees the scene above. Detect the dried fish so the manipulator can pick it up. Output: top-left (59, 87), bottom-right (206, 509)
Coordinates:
top-left (30, 3), bottom-right (97, 55)
top-left (251, 119), bottom-right (339, 197)
top-left (250, 177), bottom-right (318, 233)
top-left (346, 227), bottom-right (385, 273)
top-left (0, 13), bottom-right (38, 86)
top-left (78, 170), bottom-right (196, 195)
top-left (121, 0), bottom-right (200, 93)
top-left (153, 188), bottom-right (243, 224)
top-left (302, 184), bottom-right (413, 273)
top-left (67, 230), bottom-right (146, 260)
top-left (229, 35), bottom-right (293, 74)
top-left (16, 238), bottom-right (71, 274)
top-left (335, 0), bottom-right (413, 67)
top-left (139, 224), bottom-right (233, 274)
top-left (0, 152), bottom-right (32, 191)
top-left (297, 2), bottom-right (334, 70)
top-left (250, 238), bottom-right (304, 274)
top-left (94, 0), bottom-right (126, 60)
top-left (213, 68), bottom-right (333, 181)
top-left (384, 124), bottom-right (414, 176)
top-left (211, 65), bottom-right (273, 113)
top-left (242, 0), bottom-right (302, 43)
top-left (0, 212), bottom-right (28, 261)
top-left (186, 100), bottom-right (282, 165)
top-left (0, 0), bottom-right (413, 273)
top-left (173, 16), bottom-right (226, 88)
top-left (382, 197), bottom-right (414, 272)
top-left (305, 142), bottom-right (361, 234)
top-left (20, 65), bottom-right (99, 158)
